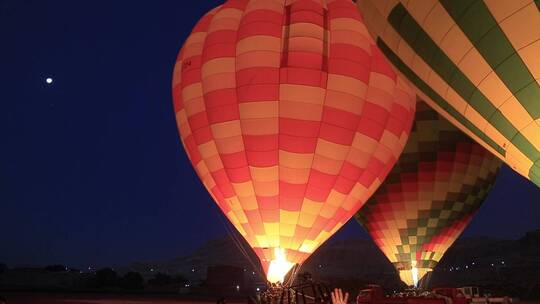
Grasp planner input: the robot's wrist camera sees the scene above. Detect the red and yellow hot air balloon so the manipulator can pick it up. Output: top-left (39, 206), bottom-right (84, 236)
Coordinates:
top-left (355, 102), bottom-right (501, 286)
top-left (172, 0), bottom-right (416, 283)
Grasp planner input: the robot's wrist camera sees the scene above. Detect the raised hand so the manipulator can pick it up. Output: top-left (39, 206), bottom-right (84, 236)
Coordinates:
top-left (331, 288), bottom-right (349, 304)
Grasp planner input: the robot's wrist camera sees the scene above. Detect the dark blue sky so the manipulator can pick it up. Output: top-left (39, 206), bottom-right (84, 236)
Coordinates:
top-left (1, 0), bottom-right (539, 269)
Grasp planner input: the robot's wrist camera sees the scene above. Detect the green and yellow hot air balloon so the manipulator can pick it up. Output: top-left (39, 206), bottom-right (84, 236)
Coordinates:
top-left (354, 102), bottom-right (501, 287)
top-left (355, 0), bottom-right (540, 187)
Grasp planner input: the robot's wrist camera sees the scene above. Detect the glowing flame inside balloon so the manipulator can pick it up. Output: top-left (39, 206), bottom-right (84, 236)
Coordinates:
top-left (411, 261), bottom-right (419, 287)
top-left (266, 248), bottom-right (294, 284)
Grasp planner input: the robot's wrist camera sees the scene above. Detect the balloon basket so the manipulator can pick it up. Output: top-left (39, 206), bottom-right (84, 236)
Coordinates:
top-left (259, 281), bottom-right (332, 304)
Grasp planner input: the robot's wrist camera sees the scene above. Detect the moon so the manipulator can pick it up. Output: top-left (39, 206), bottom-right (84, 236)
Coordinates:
top-left (45, 77), bottom-right (53, 84)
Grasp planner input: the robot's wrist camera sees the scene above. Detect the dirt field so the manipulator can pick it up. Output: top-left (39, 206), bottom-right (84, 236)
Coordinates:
top-left (0, 293), bottom-right (248, 304)
top-left (2, 294), bottom-right (539, 304)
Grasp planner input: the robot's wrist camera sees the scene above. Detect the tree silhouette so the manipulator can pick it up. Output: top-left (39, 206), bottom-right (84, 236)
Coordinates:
top-left (95, 268), bottom-right (118, 288)
top-left (148, 272), bottom-right (172, 286)
top-left (120, 272), bottom-right (144, 290)
top-left (0, 263), bottom-right (7, 274)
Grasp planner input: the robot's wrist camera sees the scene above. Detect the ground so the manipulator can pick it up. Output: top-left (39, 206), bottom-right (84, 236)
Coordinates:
top-left (0, 293), bottom-right (248, 304)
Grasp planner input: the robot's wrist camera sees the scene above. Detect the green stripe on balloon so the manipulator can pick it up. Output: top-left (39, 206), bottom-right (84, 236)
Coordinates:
top-left (441, 0), bottom-right (540, 119)
top-left (376, 38), bottom-right (505, 157)
top-left (532, 163), bottom-right (540, 185)
top-left (386, 3), bottom-right (540, 181)
top-left (387, 4), bottom-right (506, 136)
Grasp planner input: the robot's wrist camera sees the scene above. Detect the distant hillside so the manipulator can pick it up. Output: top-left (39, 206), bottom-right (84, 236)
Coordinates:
top-left (129, 237), bottom-right (393, 280)
top-left (428, 230), bottom-right (540, 297)
top-left (130, 230), bottom-right (540, 297)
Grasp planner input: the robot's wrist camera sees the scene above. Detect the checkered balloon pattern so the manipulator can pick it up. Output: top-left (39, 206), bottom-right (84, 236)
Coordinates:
top-left (172, 0), bottom-right (416, 276)
top-left (355, 101), bottom-right (501, 286)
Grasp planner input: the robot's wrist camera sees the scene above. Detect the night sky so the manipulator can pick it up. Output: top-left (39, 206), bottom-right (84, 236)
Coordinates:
top-left (1, 0), bottom-right (540, 270)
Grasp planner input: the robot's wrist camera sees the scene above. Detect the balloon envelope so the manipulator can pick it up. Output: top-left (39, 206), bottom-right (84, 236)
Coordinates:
top-left (356, 0), bottom-right (540, 187)
top-left (172, 0), bottom-right (416, 283)
top-left (355, 101), bottom-right (501, 286)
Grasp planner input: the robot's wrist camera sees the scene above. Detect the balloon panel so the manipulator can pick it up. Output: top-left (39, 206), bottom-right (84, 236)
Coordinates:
top-left (356, 0), bottom-right (540, 187)
top-left (355, 102), bottom-right (501, 286)
top-left (173, 0), bottom-right (416, 280)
